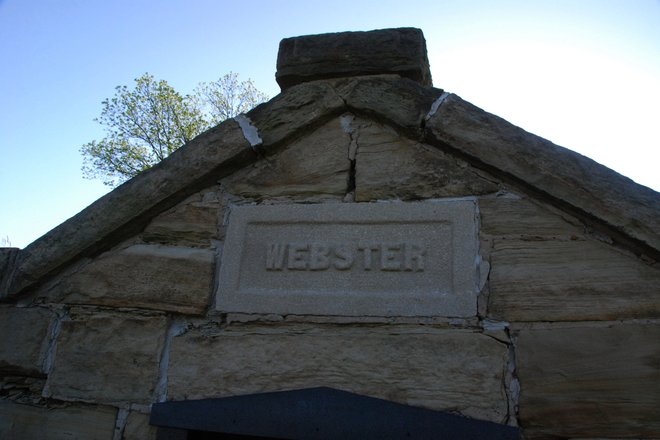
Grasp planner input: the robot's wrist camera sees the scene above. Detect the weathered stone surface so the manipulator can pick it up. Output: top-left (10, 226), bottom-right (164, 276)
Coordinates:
top-left (0, 307), bottom-right (53, 375)
top-left (216, 201), bottom-right (479, 317)
top-left (334, 75), bottom-right (443, 136)
top-left (124, 411), bottom-right (157, 440)
top-left (276, 28), bottom-right (432, 90)
top-left (0, 375), bottom-right (45, 403)
top-left (0, 400), bottom-right (117, 439)
top-left (0, 248), bottom-right (20, 300)
top-left (143, 187), bottom-right (221, 247)
top-left (223, 117), bottom-right (351, 200)
top-left (9, 56), bottom-right (659, 315)
top-left (426, 93), bottom-right (660, 254)
top-left (6, 120), bottom-right (253, 298)
top-left (247, 79), bottom-right (344, 149)
top-left (45, 313), bottom-right (167, 403)
top-left (168, 325), bottom-right (510, 423)
top-left (354, 119), bottom-right (499, 201)
top-left (488, 238), bottom-right (660, 321)
top-left (479, 195), bottom-right (582, 238)
top-left (47, 244), bottom-right (214, 315)
top-left (515, 323), bottom-right (660, 438)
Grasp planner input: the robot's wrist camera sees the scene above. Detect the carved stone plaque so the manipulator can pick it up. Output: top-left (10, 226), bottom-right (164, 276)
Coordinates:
top-left (216, 201), bottom-right (478, 317)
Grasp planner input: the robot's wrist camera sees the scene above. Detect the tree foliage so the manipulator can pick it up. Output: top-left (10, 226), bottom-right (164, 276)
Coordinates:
top-left (196, 72), bottom-right (269, 124)
top-left (81, 72), bottom-right (268, 187)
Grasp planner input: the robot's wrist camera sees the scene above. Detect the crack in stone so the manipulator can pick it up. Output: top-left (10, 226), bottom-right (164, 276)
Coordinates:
top-left (41, 308), bottom-right (66, 375)
top-left (505, 332), bottom-right (521, 427)
top-left (479, 317), bottom-right (519, 426)
top-left (112, 408), bottom-right (129, 440)
top-left (340, 113), bottom-right (357, 201)
top-left (327, 81), bottom-right (349, 109)
top-left (154, 319), bottom-right (187, 403)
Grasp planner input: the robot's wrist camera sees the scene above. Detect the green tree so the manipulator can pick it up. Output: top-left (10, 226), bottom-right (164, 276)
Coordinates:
top-left (81, 72), bottom-right (267, 187)
top-left (196, 72), bottom-right (269, 124)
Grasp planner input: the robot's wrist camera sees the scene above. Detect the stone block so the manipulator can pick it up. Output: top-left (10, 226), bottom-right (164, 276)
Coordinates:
top-left (488, 239), bottom-right (660, 321)
top-left (515, 323), bottom-right (660, 438)
top-left (426, 92), bottom-right (660, 253)
top-left (47, 244), bottom-right (214, 315)
top-left (247, 79), bottom-right (344, 149)
top-left (479, 196), bottom-right (581, 238)
top-left (334, 75), bottom-right (443, 134)
top-left (216, 200), bottom-right (479, 317)
top-left (0, 400), bottom-right (116, 440)
top-left (143, 187), bottom-right (221, 247)
top-left (44, 312), bottom-right (167, 404)
top-left (223, 117), bottom-right (351, 200)
top-left (354, 119), bottom-right (499, 201)
top-left (0, 307), bottom-right (53, 375)
top-left (276, 28), bottom-right (432, 90)
top-left (124, 411), bottom-right (157, 440)
top-left (167, 325), bottom-right (510, 423)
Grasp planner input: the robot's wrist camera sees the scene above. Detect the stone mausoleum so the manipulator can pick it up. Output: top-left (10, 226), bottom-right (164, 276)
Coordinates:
top-left (1, 28), bottom-right (659, 439)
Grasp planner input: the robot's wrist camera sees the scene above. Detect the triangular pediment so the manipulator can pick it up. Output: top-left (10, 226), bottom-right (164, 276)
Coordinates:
top-left (2, 64), bottom-right (658, 300)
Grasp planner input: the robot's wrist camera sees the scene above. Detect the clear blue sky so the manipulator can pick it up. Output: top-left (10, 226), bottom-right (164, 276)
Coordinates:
top-left (1, 0), bottom-right (659, 248)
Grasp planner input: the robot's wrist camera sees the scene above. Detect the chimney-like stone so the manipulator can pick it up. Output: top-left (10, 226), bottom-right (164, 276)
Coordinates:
top-left (275, 28), bottom-right (432, 91)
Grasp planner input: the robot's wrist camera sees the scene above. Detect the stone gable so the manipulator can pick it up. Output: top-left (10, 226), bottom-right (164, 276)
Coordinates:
top-left (1, 28), bottom-right (659, 439)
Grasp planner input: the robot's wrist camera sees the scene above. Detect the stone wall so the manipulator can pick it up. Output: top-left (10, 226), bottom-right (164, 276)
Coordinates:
top-left (1, 114), bottom-right (659, 440)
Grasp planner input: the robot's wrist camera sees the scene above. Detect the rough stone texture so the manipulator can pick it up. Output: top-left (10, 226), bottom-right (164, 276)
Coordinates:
top-left (168, 325), bottom-right (510, 423)
top-left (5, 69), bottom-right (658, 309)
top-left (124, 411), bottom-right (157, 440)
top-left (252, 74), bottom-right (442, 148)
top-left (426, 93), bottom-right (660, 254)
top-left (353, 119), bottom-right (499, 201)
top-left (0, 307), bottom-right (53, 375)
top-left (0, 375), bottom-right (45, 404)
top-left (0, 400), bottom-right (117, 440)
top-left (334, 75), bottom-right (443, 135)
top-left (276, 28), bottom-right (432, 90)
top-left (223, 117), bottom-right (351, 200)
top-left (488, 238), bottom-right (660, 321)
top-left (515, 323), bottom-right (660, 438)
top-left (0, 248), bottom-right (20, 298)
top-left (216, 201), bottom-right (479, 317)
top-left (143, 187), bottom-right (221, 248)
top-left (247, 79), bottom-right (344, 149)
top-left (45, 244), bottom-right (215, 315)
top-left (45, 312), bottom-right (167, 404)
top-left (479, 195), bottom-right (583, 239)
top-left (3, 120), bottom-right (253, 298)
